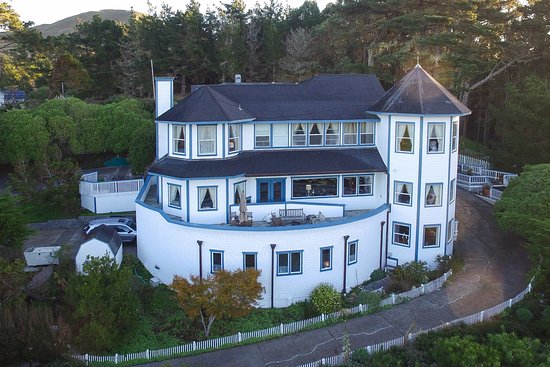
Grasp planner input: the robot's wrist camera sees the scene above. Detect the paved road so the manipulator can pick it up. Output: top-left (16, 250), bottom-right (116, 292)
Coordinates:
top-left (142, 190), bottom-right (530, 367)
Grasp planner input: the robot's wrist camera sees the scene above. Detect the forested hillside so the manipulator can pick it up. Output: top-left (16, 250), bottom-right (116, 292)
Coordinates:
top-left (1, 0), bottom-right (549, 169)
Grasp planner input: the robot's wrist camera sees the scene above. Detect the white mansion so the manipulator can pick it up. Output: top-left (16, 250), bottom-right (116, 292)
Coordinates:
top-left (135, 65), bottom-right (470, 307)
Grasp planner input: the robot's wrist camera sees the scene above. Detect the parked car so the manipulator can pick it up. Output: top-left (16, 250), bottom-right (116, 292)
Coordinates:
top-left (84, 217), bottom-right (137, 243)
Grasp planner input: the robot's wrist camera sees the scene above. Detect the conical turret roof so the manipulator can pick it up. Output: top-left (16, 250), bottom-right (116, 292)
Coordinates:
top-left (368, 65), bottom-right (471, 116)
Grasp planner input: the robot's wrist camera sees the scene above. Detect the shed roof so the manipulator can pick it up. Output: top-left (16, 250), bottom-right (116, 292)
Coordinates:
top-left (368, 65), bottom-right (471, 116)
top-left (157, 74), bottom-right (386, 123)
top-left (149, 147), bottom-right (387, 179)
top-left (85, 225), bottom-right (122, 255)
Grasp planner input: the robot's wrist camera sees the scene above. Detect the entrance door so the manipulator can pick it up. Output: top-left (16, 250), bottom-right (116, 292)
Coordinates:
top-left (257, 179), bottom-right (285, 203)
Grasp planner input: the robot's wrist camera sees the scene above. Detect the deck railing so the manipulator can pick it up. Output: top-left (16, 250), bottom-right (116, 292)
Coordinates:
top-left (79, 178), bottom-right (144, 196)
top-left (72, 271), bottom-right (452, 366)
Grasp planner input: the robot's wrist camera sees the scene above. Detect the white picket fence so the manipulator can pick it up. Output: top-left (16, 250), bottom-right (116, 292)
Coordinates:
top-left (296, 280), bottom-right (533, 367)
top-left (458, 154), bottom-right (491, 169)
top-left (72, 271), bottom-right (452, 366)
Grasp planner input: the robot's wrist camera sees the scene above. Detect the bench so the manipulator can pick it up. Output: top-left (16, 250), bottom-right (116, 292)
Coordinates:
top-left (279, 208), bottom-right (306, 224)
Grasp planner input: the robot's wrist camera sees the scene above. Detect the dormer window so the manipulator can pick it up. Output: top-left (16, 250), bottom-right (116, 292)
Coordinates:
top-left (228, 124), bottom-right (240, 153)
top-left (198, 125), bottom-right (217, 156)
top-left (325, 123), bottom-right (340, 145)
top-left (199, 186), bottom-right (217, 210)
top-left (172, 125), bottom-right (185, 155)
top-left (308, 123), bottom-right (323, 146)
top-left (292, 123), bottom-right (306, 146)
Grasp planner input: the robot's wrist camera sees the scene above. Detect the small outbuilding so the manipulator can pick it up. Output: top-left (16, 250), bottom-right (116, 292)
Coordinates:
top-left (76, 225), bottom-right (123, 273)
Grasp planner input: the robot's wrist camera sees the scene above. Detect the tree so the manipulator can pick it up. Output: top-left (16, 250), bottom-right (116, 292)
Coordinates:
top-left (66, 256), bottom-right (139, 352)
top-left (0, 193), bottom-right (30, 254)
top-left (494, 164), bottom-right (550, 292)
top-left (49, 54), bottom-right (91, 97)
top-left (172, 269), bottom-right (263, 337)
top-left (279, 27), bottom-right (316, 81)
top-left (129, 121), bottom-right (155, 174)
top-left (0, 257), bottom-right (28, 303)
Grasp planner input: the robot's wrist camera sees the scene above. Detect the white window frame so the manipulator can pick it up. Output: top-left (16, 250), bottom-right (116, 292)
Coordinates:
top-left (394, 181), bottom-right (413, 206)
top-left (255, 124), bottom-right (271, 148)
top-left (277, 251), bottom-right (303, 275)
top-left (343, 175), bottom-right (373, 196)
top-left (325, 123), bottom-right (340, 146)
top-left (272, 124), bottom-right (289, 147)
top-left (342, 122), bottom-right (358, 145)
top-left (396, 122), bottom-right (414, 153)
top-left (449, 179), bottom-right (456, 203)
top-left (167, 183), bottom-right (181, 209)
top-left (228, 124), bottom-right (240, 153)
top-left (425, 183), bottom-right (443, 207)
top-left (198, 186), bottom-right (217, 211)
top-left (210, 250), bottom-right (224, 273)
top-left (452, 120), bottom-right (458, 152)
top-left (198, 125), bottom-right (217, 156)
top-left (393, 222), bottom-right (411, 247)
top-left (427, 122), bottom-right (445, 154)
top-left (360, 122), bottom-right (374, 145)
top-left (320, 246), bottom-right (332, 271)
top-left (424, 225), bottom-right (441, 248)
top-left (172, 125), bottom-right (186, 155)
top-left (348, 240), bottom-right (358, 264)
top-left (447, 219), bottom-right (453, 243)
top-left (308, 123), bottom-right (323, 146)
top-left (243, 252), bottom-right (257, 270)
top-left (291, 123), bottom-right (306, 146)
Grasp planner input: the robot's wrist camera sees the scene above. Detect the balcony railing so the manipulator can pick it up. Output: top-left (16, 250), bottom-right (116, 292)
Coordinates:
top-left (80, 174), bottom-right (144, 196)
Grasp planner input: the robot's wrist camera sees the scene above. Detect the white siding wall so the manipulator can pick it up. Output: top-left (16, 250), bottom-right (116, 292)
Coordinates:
top-left (137, 204), bottom-right (386, 307)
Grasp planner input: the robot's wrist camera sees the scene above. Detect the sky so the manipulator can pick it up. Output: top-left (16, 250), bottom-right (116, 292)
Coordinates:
top-left (10, 0), bottom-right (333, 26)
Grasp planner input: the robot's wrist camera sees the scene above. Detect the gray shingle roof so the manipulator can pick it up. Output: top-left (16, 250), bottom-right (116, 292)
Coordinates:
top-left (87, 225), bottom-right (122, 255)
top-left (149, 147), bottom-right (387, 179)
top-left (157, 74), bottom-right (386, 122)
top-left (368, 65), bottom-right (471, 116)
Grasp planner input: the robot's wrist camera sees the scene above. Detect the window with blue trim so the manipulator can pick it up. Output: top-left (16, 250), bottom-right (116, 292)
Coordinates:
top-left (393, 223), bottom-right (411, 246)
top-left (447, 219), bottom-right (453, 242)
top-left (452, 120), bottom-right (458, 151)
top-left (243, 253), bottom-right (257, 270)
top-left (348, 241), bottom-right (358, 264)
top-left (198, 125), bottom-right (216, 155)
top-left (255, 124), bottom-right (270, 147)
top-left (234, 181), bottom-right (246, 204)
top-left (360, 122), bottom-right (374, 144)
top-left (292, 123), bottom-right (306, 146)
top-left (343, 122), bottom-right (358, 145)
top-left (424, 225), bottom-right (440, 247)
top-left (292, 177), bottom-right (338, 198)
top-left (449, 179), bottom-right (456, 203)
top-left (277, 251), bottom-right (302, 275)
top-left (273, 124), bottom-right (288, 147)
top-left (325, 123), bottom-right (340, 145)
top-left (320, 247), bottom-right (332, 271)
top-left (211, 250), bottom-right (223, 272)
top-left (425, 183), bottom-right (443, 207)
top-left (167, 183), bottom-right (181, 208)
top-left (228, 124), bottom-right (240, 153)
top-left (198, 186), bottom-right (217, 210)
top-left (308, 123), bottom-right (323, 145)
top-left (427, 123), bottom-right (445, 153)
top-left (394, 181), bottom-right (412, 206)
top-left (172, 125), bottom-right (185, 155)
top-left (343, 175), bottom-right (373, 196)
top-left (396, 123), bottom-right (414, 153)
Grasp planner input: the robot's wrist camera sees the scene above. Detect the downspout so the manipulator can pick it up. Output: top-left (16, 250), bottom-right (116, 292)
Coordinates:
top-left (342, 235), bottom-right (350, 294)
top-left (197, 240), bottom-right (203, 280)
top-left (379, 221), bottom-right (386, 269)
top-left (270, 243), bottom-right (276, 308)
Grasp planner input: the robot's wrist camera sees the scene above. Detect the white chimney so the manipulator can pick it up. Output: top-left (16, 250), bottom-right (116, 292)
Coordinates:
top-left (235, 74), bottom-right (242, 84)
top-left (155, 77), bottom-right (174, 118)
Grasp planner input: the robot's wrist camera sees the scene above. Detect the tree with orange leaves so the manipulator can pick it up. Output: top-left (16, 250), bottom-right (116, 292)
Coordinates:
top-left (171, 269), bottom-right (263, 338)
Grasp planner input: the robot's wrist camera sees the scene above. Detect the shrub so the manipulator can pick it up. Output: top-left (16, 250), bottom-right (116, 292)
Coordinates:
top-left (515, 307), bottom-right (534, 323)
top-left (431, 335), bottom-right (500, 367)
top-left (310, 283), bottom-right (342, 315)
top-left (390, 261), bottom-right (429, 287)
top-left (487, 332), bottom-right (541, 367)
top-left (370, 268), bottom-right (386, 282)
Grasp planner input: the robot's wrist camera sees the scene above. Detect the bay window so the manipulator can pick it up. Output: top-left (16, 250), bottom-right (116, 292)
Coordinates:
top-left (198, 186), bottom-right (217, 210)
top-left (424, 225), bottom-right (440, 247)
top-left (172, 125), bottom-right (185, 155)
top-left (198, 125), bottom-right (216, 155)
top-left (396, 122), bottom-right (414, 153)
top-left (425, 183), bottom-right (443, 207)
top-left (427, 123), bottom-right (445, 153)
top-left (394, 181), bottom-right (412, 206)
top-left (228, 124), bottom-right (240, 153)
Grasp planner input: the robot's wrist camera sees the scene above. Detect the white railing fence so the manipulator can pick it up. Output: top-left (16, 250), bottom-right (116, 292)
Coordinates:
top-left (79, 178), bottom-right (144, 196)
top-left (72, 271), bottom-right (452, 366)
top-left (296, 280), bottom-right (533, 367)
top-left (458, 155), bottom-right (491, 169)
